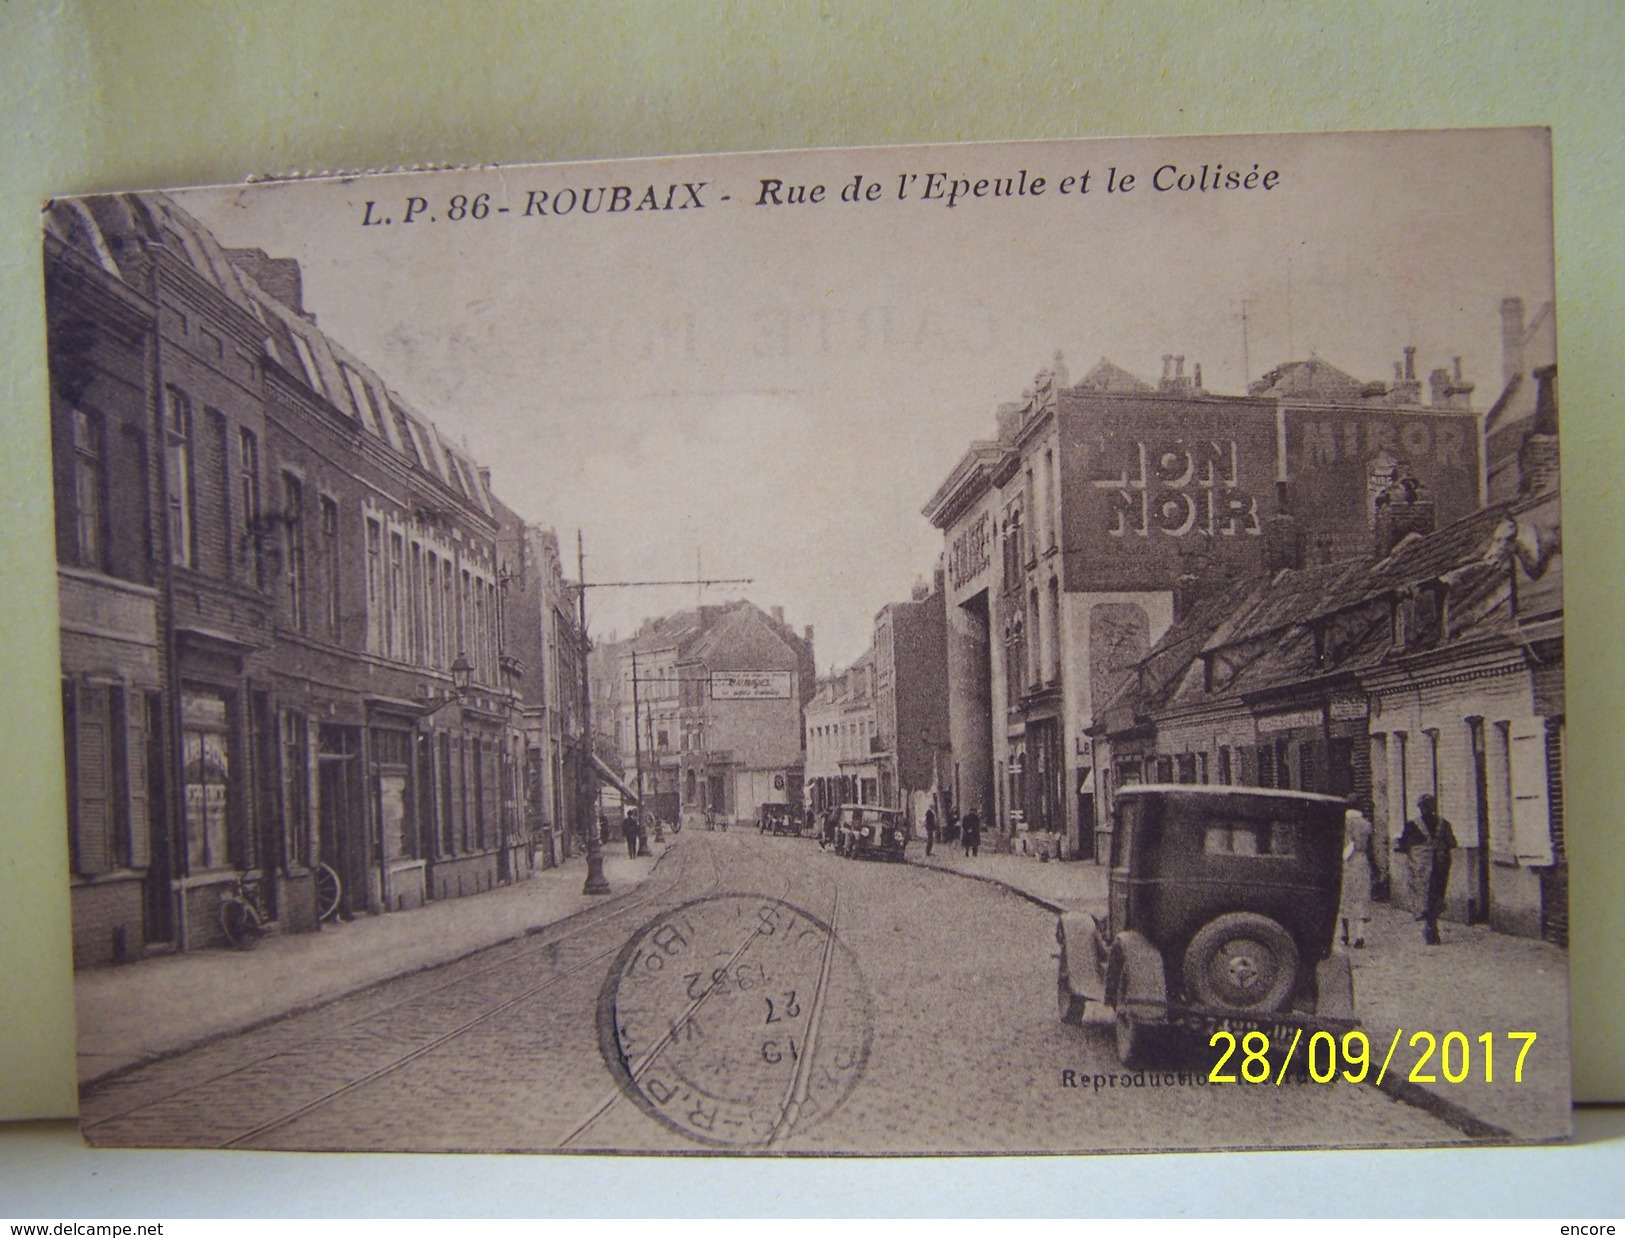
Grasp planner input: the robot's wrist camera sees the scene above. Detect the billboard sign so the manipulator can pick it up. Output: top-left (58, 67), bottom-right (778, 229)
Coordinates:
top-left (710, 671), bottom-right (793, 700)
top-left (1059, 394), bottom-right (1280, 592)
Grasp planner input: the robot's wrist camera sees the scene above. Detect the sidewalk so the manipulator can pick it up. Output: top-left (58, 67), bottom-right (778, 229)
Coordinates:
top-left (74, 842), bottom-right (673, 1087)
top-left (909, 847), bottom-right (1572, 1140)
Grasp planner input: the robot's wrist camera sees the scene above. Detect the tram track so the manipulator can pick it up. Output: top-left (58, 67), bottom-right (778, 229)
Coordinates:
top-left (81, 834), bottom-right (725, 1145)
top-left (556, 829), bottom-right (849, 1151)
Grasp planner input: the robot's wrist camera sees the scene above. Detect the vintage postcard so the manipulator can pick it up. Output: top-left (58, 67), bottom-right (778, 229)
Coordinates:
top-left (45, 129), bottom-right (1568, 1154)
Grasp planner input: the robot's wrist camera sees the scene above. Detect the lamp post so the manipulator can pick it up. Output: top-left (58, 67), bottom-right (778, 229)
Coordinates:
top-left (449, 651), bottom-right (473, 697)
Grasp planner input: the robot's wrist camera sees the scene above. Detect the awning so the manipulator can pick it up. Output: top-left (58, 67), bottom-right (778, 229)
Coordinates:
top-left (591, 753), bottom-right (641, 805)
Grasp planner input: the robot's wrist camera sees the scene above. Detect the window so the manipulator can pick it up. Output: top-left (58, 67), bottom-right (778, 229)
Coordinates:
top-left (210, 410), bottom-right (230, 576)
top-left (1256, 743), bottom-right (1275, 788)
top-left (365, 518), bottom-right (383, 651)
top-left (165, 387), bottom-right (194, 567)
top-left (181, 689), bottom-right (231, 871)
top-left (1204, 816), bottom-right (1296, 857)
top-left (1028, 587), bottom-right (1041, 688)
top-left (441, 558), bottom-right (455, 667)
top-left (1046, 576), bottom-right (1061, 682)
top-left (1043, 447), bottom-right (1057, 550)
top-left (321, 496), bottom-right (340, 638)
top-left (282, 473), bottom-right (306, 631)
top-left (1218, 746), bottom-right (1232, 785)
top-left (69, 409), bottom-right (105, 569)
top-left (389, 531), bottom-right (405, 657)
top-left (409, 543), bottom-right (425, 664)
top-left (460, 568), bottom-right (472, 663)
top-left (239, 429), bottom-right (262, 587)
top-left (288, 330), bottom-right (323, 396)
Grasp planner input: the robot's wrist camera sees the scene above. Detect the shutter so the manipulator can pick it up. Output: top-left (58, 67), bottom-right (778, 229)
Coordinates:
top-left (76, 683), bottom-right (112, 875)
top-left (125, 690), bottom-right (151, 868)
top-left (1509, 718), bottom-right (1554, 865)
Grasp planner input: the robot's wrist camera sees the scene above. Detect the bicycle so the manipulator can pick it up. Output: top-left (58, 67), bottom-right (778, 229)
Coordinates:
top-left (219, 873), bottom-right (269, 950)
top-left (313, 860), bottom-right (343, 924)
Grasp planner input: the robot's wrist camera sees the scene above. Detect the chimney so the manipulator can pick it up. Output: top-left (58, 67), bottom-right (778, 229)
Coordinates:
top-left (1193, 362), bottom-right (1203, 390)
top-left (1501, 296), bottom-right (1527, 389)
top-left (477, 466), bottom-right (492, 490)
top-left (1390, 348), bottom-right (1421, 404)
top-left (1373, 479), bottom-right (1436, 558)
top-left (804, 624), bottom-right (815, 647)
top-left (226, 247), bottom-right (307, 315)
top-left (1519, 364), bottom-right (1561, 498)
top-left (1161, 354), bottom-right (1174, 383)
top-left (1429, 367), bottom-right (1451, 407)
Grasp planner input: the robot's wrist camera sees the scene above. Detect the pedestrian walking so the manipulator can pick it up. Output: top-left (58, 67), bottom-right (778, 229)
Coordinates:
top-left (961, 808), bottom-right (981, 858)
top-left (1396, 794), bottom-right (1456, 945)
top-left (1339, 807), bottom-right (1374, 948)
top-left (622, 809), bottom-right (641, 860)
top-left (598, 812), bottom-right (611, 845)
top-left (924, 805), bottom-right (938, 856)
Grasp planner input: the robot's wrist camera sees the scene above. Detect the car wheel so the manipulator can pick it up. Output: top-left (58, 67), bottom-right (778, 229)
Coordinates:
top-left (1182, 912), bottom-right (1299, 1013)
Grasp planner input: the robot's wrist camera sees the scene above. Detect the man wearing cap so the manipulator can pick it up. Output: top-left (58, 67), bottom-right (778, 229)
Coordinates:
top-left (1396, 794), bottom-right (1457, 945)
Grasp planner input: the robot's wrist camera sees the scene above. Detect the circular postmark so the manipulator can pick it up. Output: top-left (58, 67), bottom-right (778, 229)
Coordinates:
top-left (597, 893), bottom-right (873, 1150)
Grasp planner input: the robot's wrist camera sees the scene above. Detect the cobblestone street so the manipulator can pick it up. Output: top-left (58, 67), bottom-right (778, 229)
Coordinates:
top-left (79, 832), bottom-right (1538, 1154)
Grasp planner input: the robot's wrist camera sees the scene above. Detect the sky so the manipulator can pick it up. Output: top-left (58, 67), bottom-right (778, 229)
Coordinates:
top-left (178, 129), bottom-right (1555, 668)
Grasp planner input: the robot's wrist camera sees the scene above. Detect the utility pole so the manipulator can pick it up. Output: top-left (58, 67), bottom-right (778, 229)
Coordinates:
top-left (631, 650), bottom-right (645, 826)
top-left (572, 531), bottom-right (751, 894)
top-left (577, 531), bottom-right (610, 894)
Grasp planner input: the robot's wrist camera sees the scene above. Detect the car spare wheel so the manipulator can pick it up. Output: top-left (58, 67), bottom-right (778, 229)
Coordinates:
top-left (1182, 912), bottom-right (1298, 1013)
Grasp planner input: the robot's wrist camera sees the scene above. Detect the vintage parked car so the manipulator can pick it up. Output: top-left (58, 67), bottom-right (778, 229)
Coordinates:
top-left (833, 804), bottom-right (908, 862)
top-left (1056, 784), bottom-right (1358, 1067)
top-left (758, 801), bottom-right (804, 836)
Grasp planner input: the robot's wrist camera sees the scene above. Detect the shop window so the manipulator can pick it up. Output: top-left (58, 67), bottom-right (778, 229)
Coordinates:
top-left (181, 689), bottom-right (231, 871)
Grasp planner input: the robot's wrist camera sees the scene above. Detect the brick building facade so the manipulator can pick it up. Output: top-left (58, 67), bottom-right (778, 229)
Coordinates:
top-left (45, 194), bottom-right (580, 967)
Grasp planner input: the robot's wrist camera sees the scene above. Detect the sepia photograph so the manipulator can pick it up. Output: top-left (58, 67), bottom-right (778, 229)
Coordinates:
top-left (43, 128), bottom-right (1568, 1155)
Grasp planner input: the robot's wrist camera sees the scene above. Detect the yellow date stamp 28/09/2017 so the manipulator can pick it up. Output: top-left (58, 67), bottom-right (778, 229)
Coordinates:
top-left (1207, 1030), bottom-right (1540, 1087)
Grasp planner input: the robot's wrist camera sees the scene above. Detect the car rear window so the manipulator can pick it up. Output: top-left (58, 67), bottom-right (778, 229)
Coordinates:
top-left (1204, 816), bottom-right (1296, 857)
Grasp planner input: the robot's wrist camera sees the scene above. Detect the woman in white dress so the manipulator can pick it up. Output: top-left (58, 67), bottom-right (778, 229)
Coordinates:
top-left (1339, 807), bottom-right (1374, 948)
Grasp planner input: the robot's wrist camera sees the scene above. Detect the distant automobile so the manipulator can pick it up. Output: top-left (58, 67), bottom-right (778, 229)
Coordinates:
top-left (1056, 784), bottom-right (1358, 1068)
top-left (833, 804), bottom-right (907, 862)
top-left (757, 801), bottom-right (804, 836)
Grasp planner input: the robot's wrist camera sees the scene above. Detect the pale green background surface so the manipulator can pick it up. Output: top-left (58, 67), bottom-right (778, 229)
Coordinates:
top-left (0, 0), bottom-right (1621, 1208)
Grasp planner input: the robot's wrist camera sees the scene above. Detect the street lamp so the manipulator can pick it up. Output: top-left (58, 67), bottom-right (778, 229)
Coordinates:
top-left (450, 651), bottom-right (474, 697)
